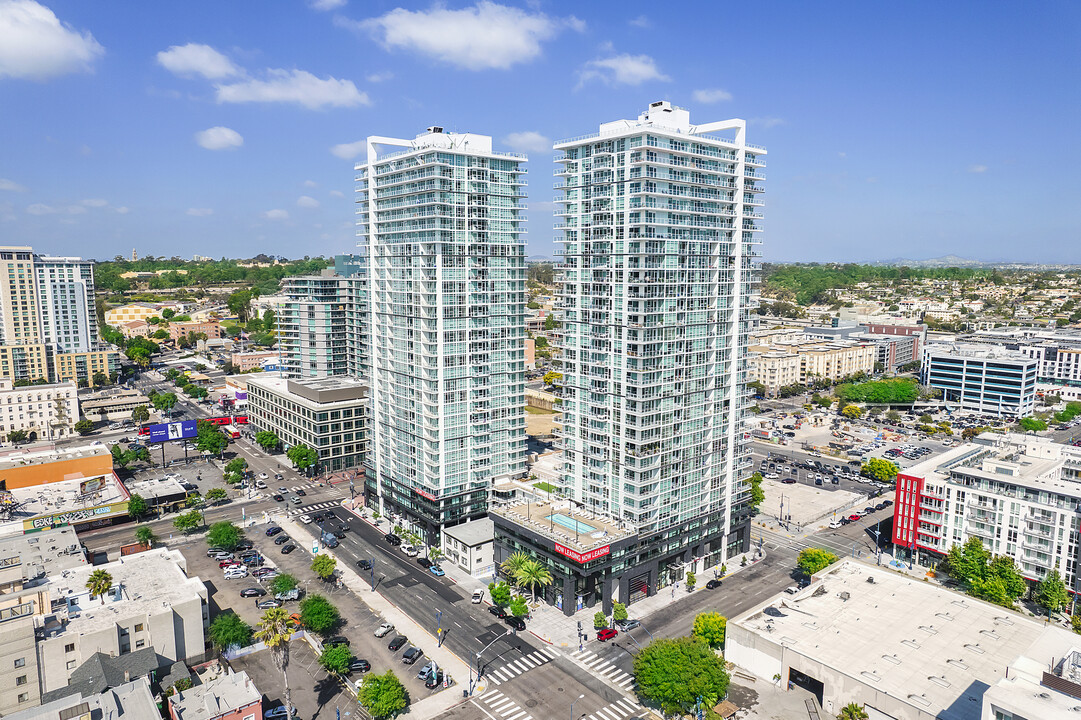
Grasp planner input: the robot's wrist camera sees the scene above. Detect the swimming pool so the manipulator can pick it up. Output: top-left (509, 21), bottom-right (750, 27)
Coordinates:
top-left (547, 513), bottom-right (597, 534)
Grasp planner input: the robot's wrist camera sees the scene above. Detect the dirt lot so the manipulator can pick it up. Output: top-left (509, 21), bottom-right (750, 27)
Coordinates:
top-left (525, 408), bottom-right (560, 438)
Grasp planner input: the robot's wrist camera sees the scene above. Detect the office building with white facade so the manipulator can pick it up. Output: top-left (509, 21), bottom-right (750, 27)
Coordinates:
top-left (491, 102), bottom-right (762, 615)
top-left (922, 342), bottom-right (1038, 417)
top-left (892, 432), bottom-right (1081, 591)
top-left (356, 128), bottom-right (527, 542)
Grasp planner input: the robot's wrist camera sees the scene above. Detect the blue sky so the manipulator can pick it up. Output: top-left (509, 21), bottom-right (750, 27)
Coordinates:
top-left (0, 0), bottom-right (1078, 263)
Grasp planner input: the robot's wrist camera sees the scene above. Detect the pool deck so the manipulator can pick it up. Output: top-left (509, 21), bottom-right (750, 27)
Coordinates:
top-left (490, 499), bottom-right (633, 554)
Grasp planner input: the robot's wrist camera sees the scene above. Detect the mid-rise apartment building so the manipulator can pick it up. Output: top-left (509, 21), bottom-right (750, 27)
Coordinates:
top-left (956, 326), bottom-right (1081, 387)
top-left (893, 433), bottom-right (1081, 592)
top-left (492, 102), bottom-right (762, 615)
top-left (0, 246), bottom-right (118, 385)
top-left (246, 375), bottom-right (369, 473)
top-left (0, 378), bottom-right (78, 440)
top-left (357, 127), bottom-right (527, 542)
top-left (922, 343), bottom-right (1038, 417)
top-left (275, 273), bottom-right (350, 378)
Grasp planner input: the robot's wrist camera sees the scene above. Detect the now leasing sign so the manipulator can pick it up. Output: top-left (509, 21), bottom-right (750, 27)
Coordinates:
top-left (554, 542), bottom-right (610, 564)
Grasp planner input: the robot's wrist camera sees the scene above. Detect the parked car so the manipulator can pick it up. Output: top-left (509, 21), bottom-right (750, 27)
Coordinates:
top-left (349, 658), bottom-right (371, 674)
top-left (417, 662), bottom-right (435, 679)
top-left (616, 619), bottom-right (641, 631)
top-left (266, 526), bottom-right (283, 537)
top-left (274, 534), bottom-right (291, 545)
top-left (212, 551), bottom-right (234, 561)
top-left (829, 520), bottom-right (842, 529)
top-left (281, 544), bottom-right (296, 555)
top-left (219, 559), bottom-right (240, 569)
top-left (240, 587), bottom-right (266, 598)
top-left (384, 533), bottom-right (402, 546)
top-left (425, 670), bottom-right (445, 688)
top-left (256, 598), bottom-right (282, 609)
top-left (848, 514), bottom-right (861, 521)
top-left (252, 568), bottom-right (277, 578)
top-left (781, 478), bottom-right (797, 484)
top-left (429, 566), bottom-right (445, 577)
top-left (206, 546), bottom-right (227, 557)
top-left (471, 589), bottom-right (484, 604)
top-left (263, 707), bottom-right (298, 719)
top-left (236, 540), bottom-right (254, 551)
top-left (488, 606), bottom-right (508, 619)
top-left (374, 622), bottom-right (395, 638)
top-left (706, 579), bottom-right (722, 589)
top-left (388, 636), bottom-right (407, 651)
top-left (504, 616), bottom-right (526, 631)
top-left (402, 647), bottom-right (423, 665)
top-left (324, 635), bottom-right (350, 647)
top-left (224, 568), bottom-right (249, 580)
top-left (597, 628), bottom-right (618, 641)
top-left (401, 545), bottom-right (419, 558)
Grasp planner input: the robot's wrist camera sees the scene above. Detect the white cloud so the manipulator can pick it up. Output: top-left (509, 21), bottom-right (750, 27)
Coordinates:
top-left (114, 206), bottom-right (129, 214)
top-left (303, 179), bottom-right (317, 188)
top-left (502, 131), bottom-right (550, 154)
top-left (263, 209), bottom-right (289, 220)
top-left (365, 71), bottom-right (393, 83)
top-left (578, 53), bottom-right (669, 87)
top-left (330, 139), bottom-right (366, 160)
top-left (187, 208), bottom-right (213, 217)
top-left (216, 69), bottom-right (368, 110)
top-left (349, 1), bottom-right (576, 70)
top-left (156, 43), bottom-right (240, 80)
top-left (26, 202), bottom-right (85, 215)
top-left (0, 0), bottom-right (104, 79)
top-left (692, 88), bottom-right (732, 104)
top-left (628, 15), bottom-right (651, 28)
top-left (81, 198), bottom-right (107, 207)
top-left (0, 178), bottom-right (27, 192)
top-left (329, 190), bottom-right (345, 198)
top-left (838, 152), bottom-right (847, 159)
top-left (297, 195), bottom-right (320, 209)
top-left (310, 0), bottom-right (346, 9)
top-left (968, 164), bottom-right (988, 174)
top-left (195, 126), bottom-right (244, 151)
top-left (749, 116), bottom-right (785, 128)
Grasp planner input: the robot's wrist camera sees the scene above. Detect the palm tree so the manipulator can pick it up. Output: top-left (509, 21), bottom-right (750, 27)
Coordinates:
top-left (501, 551), bottom-right (530, 587)
top-left (516, 559), bottom-right (553, 604)
top-left (86, 569), bottom-right (113, 605)
top-left (134, 525), bottom-right (155, 547)
top-left (255, 608), bottom-right (295, 718)
top-left (837, 702), bottom-right (869, 720)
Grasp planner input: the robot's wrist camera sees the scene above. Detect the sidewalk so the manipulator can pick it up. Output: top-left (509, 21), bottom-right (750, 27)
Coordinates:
top-left (275, 512), bottom-right (480, 720)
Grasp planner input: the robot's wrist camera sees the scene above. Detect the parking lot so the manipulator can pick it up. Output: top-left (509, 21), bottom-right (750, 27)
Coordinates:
top-left (180, 517), bottom-right (448, 714)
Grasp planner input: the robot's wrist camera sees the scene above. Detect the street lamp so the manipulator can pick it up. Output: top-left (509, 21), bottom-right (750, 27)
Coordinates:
top-left (571, 693), bottom-right (584, 720)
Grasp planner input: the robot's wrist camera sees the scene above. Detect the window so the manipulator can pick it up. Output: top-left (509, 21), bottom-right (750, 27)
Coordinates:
top-left (135, 639), bottom-right (145, 649)
top-left (67, 659), bottom-right (77, 670)
top-left (134, 623), bottom-right (144, 632)
top-left (17, 693), bottom-right (28, 703)
top-left (64, 643), bottom-right (75, 653)
top-left (16, 675), bottom-right (27, 685)
top-left (13, 657), bottom-right (25, 668)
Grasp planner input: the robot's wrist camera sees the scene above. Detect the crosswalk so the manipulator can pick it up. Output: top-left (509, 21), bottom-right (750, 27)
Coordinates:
top-left (482, 646), bottom-right (559, 685)
top-left (569, 649), bottom-right (636, 690)
top-left (580, 697), bottom-right (644, 720)
top-left (287, 501), bottom-right (341, 517)
top-left (478, 688), bottom-right (532, 720)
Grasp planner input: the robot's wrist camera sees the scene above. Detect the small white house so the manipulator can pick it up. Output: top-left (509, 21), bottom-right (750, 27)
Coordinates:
top-left (442, 518), bottom-right (494, 579)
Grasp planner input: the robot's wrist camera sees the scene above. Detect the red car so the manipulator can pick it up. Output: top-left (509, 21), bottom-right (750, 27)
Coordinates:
top-left (597, 628), bottom-right (618, 642)
top-left (219, 560), bottom-right (241, 568)
top-left (848, 514), bottom-right (861, 521)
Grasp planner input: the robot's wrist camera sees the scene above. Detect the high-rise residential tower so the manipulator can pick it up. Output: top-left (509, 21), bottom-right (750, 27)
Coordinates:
top-left (357, 127), bottom-right (528, 542)
top-left (275, 273), bottom-right (351, 378)
top-left (491, 102), bottom-right (764, 615)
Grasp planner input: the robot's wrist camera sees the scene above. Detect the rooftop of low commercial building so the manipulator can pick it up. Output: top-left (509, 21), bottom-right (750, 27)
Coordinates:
top-left (124, 474), bottom-right (188, 501)
top-left (731, 560), bottom-right (1069, 720)
top-left (0, 441), bottom-right (111, 472)
top-left (38, 548), bottom-right (206, 638)
top-left (0, 526), bottom-right (86, 580)
top-left (4, 676), bottom-right (158, 720)
top-left (923, 341), bottom-right (1038, 361)
top-left (8, 471), bottom-right (127, 518)
top-left (247, 374), bottom-right (369, 405)
top-left (489, 498), bottom-right (634, 554)
top-left (169, 670), bottom-right (261, 720)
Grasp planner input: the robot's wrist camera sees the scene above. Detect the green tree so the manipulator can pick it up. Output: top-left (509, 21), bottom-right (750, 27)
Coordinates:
top-left (223, 457), bottom-right (248, 484)
top-left (6, 429), bottom-right (27, 444)
top-left (152, 392), bottom-right (178, 412)
top-left (1019, 416), bottom-right (1048, 432)
top-left (692, 612), bottom-right (727, 649)
top-left (270, 573), bottom-right (299, 596)
top-left (173, 510), bottom-right (202, 533)
top-left (86, 569), bottom-right (114, 605)
top-left (209, 611), bottom-right (253, 650)
top-left (515, 558), bottom-right (553, 603)
top-left (195, 420), bottom-right (228, 455)
top-left (186, 493), bottom-right (204, 509)
top-left (798, 548), bottom-right (840, 576)
top-left (286, 443), bottom-right (319, 472)
top-left (205, 487), bottom-right (228, 504)
top-left (227, 289), bottom-right (254, 323)
top-left (841, 404), bottom-right (863, 419)
top-left (358, 670), bottom-right (408, 719)
top-left (837, 702), bottom-right (870, 720)
top-left (543, 314), bottom-right (557, 332)
top-left (748, 471), bottom-right (766, 509)
top-left (134, 524), bottom-right (155, 547)
top-left (861, 457), bottom-right (900, 483)
top-left (255, 608), bottom-right (295, 720)
top-left (299, 594), bottom-right (340, 635)
top-left (509, 595), bottom-right (529, 617)
top-left (1034, 570), bottom-right (1070, 613)
top-left (633, 637), bottom-right (730, 717)
top-left (311, 553), bottom-right (337, 581)
top-left (986, 555), bottom-right (1026, 602)
top-left (131, 405), bottom-right (150, 424)
top-left (885, 410), bottom-right (901, 424)
top-left (594, 611), bottom-right (609, 630)
top-left (686, 571), bottom-right (696, 590)
top-left (488, 581), bottom-right (511, 607)
top-left (73, 418), bottom-right (95, 435)
top-left (945, 537), bottom-right (992, 584)
top-left (612, 602), bottom-right (628, 623)
top-left (127, 493), bottom-right (148, 518)
top-left (1071, 615), bottom-right (1081, 636)
top-left (319, 643), bottom-right (353, 674)
top-left (501, 552), bottom-right (530, 586)
top-left (255, 430), bottom-right (280, 451)
top-left (207, 521), bottom-right (241, 549)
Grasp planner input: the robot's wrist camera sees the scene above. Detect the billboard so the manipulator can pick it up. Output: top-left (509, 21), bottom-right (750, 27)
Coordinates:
top-left (24, 500), bottom-right (130, 532)
top-left (144, 420), bottom-right (198, 443)
top-left (79, 477), bottom-right (105, 495)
